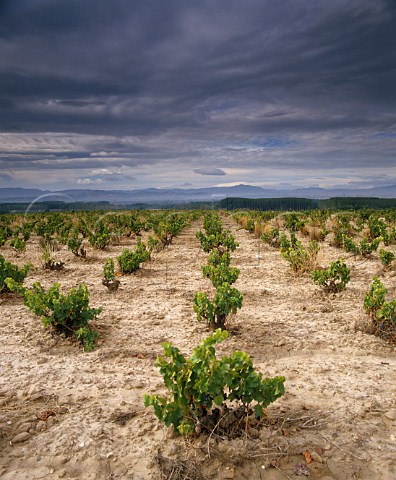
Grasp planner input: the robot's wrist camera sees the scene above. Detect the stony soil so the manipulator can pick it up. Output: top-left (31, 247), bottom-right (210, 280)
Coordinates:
top-left (0, 215), bottom-right (395, 479)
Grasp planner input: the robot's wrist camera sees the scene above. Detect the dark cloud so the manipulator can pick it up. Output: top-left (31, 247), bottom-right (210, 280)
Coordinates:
top-left (0, 0), bottom-right (395, 189)
top-left (194, 168), bottom-right (226, 176)
top-left (0, 173), bottom-right (13, 182)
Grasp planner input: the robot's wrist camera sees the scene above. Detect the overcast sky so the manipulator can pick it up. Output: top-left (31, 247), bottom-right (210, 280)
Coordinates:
top-left (0, 0), bottom-right (395, 191)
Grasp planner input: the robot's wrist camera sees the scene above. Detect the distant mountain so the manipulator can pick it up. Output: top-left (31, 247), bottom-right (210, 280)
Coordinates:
top-left (1, 184), bottom-right (396, 204)
top-left (0, 188), bottom-right (51, 202)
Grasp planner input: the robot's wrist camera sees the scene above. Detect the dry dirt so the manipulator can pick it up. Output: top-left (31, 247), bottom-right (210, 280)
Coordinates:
top-left (0, 215), bottom-right (395, 480)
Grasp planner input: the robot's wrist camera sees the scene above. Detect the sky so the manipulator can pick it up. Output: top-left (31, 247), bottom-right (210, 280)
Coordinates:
top-left (0, 0), bottom-right (395, 192)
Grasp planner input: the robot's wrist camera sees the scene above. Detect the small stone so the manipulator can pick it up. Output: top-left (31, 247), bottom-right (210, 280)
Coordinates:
top-left (314, 366), bottom-right (331, 374)
top-left (310, 451), bottom-right (323, 463)
top-left (217, 442), bottom-right (229, 454)
top-left (168, 444), bottom-right (178, 456)
top-left (384, 409), bottom-right (396, 420)
top-left (17, 422), bottom-right (33, 433)
top-left (37, 358), bottom-right (48, 365)
top-left (320, 305), bottom-right (333, 313)
top-left (47, 416), bottom-right (56, 428)
top-left (36, 421), bottom-right (47, 432)
top-left (11, 432), bottom-right (30, 444)
top-left (219, 467), bottom-right (235, 479)
top-left (369, 398), bottom-right (383, 410)
top-left (323, 389), bottom-right (336, 397)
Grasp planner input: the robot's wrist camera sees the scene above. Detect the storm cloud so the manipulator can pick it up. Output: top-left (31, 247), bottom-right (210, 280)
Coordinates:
top-left (0, 0), bottom-right (395, 190)
top-left (194, 168), bottom-right (226, 176)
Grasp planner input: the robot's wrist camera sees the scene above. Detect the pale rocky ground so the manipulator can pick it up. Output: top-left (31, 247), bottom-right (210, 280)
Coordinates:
top-left (0, 214), bottom-right (395, 479)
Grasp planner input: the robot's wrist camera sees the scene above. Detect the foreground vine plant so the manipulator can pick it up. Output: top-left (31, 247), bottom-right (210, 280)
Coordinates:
top-left (342, 235), bottom-right (380, 257)
top-left (5, 278), bottom-right (102, 351)
top-left (195, 213), bottom-right (243, 330)
top-left (280, 234), bottom-right (319, 274)
top-left (311, 259), bottom-right (350, 293)
top-left (193, 283), bottom-right (243, 330)
top-left (363, 276), bottom-right (396, 342)
top-left (0, 254), bottom-right (30, 293)
top-left (201, 261), bottom-right (240, 288)
top-left (144, 329), bottom-right (285, 435)
top-left (117, 240), bottom-right (150, 274)
top-left (102, 258), bottom-right (120, 292)
top-left (379, 249), bottom-right (395, 269)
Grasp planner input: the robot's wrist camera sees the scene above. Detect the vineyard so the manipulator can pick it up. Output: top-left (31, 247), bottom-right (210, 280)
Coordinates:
top-left (0, 208), bottom-right (395, 479)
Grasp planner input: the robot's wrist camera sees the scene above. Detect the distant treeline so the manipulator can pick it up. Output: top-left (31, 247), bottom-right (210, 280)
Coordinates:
top-left (318, 197), bottom-right (396, 210)
top-left (218, 197), bottom-right (317, 211)
top-left (0, 200), bottom-right (215, 213)
top-left (0, 201), bottom-right (113, 213)
top-left (218, 197), bottom-right (396, 211)
top-left (2, 196), bottom-right (396, 214)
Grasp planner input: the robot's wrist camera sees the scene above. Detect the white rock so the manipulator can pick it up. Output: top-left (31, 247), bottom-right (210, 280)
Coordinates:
top-left (11, 432), bottom-right (30, 444)
top-left (384, 409), bottom-right (396, 421)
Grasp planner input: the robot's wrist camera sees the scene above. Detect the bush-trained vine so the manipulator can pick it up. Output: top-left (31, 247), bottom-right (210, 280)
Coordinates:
top-left (124, 213), bottom-right (145, 237)
top-left (102, 258), bottom-right (120, 292)
top-left (283, 212), bottom-right (305, 231)
top-left (143, 329), bottom-right (285, 435)
top-left (147, 235), bottom-right (159, 253)
top-left (202, 262), bottom-right (240, 288)
top-left (88, 222), bottom-right (111, 250)
top-left (193, 283), bottom-right (243, 330)
top-left (150, 212), bottom-right (188, 250)
top-left (0, 254), bottom-right (30, 293)
top-left (363, 276), bottom-right (388, 319)
top-left (367, 217), bottom-right (396, 245)
top-left (10, 237), bottom-right (26, 254)
top-left (261, 227), bottom-right (281, 248)
top-left (196, 230), bottom-right (238, 253)
top-left (206, 249), bottom-right (232, 268)
top-left (343, 235), bottom-right (380, 257)
top-left (117, 240), bottom-right (150, 274)
top-left (39, 237), bottom-right (64, 271)
top-left (379, 249), bottom-right (395, 268)
top-left (67, 229), bottom-right (86, 257)
top-left (0, 224), bottom-right (13, 247)
top-left (5, 279), bottom-right (102, 351)
top-left (363, 277), bottom-right (395, 341)
top-left (196, 212), bottom-right (238, 253)
top-left (202, 212), bottom-right (223, 236)
top-left (311, 259), bottom-right (350, 293)
top-left (280, 234), bottom-right (319, 274)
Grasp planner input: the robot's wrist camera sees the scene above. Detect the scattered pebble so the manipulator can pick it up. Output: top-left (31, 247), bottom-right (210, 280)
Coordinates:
top-left (384, 409), bottom-right (396, 421)
top-left (11, 432), bottom-right (30, 444)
